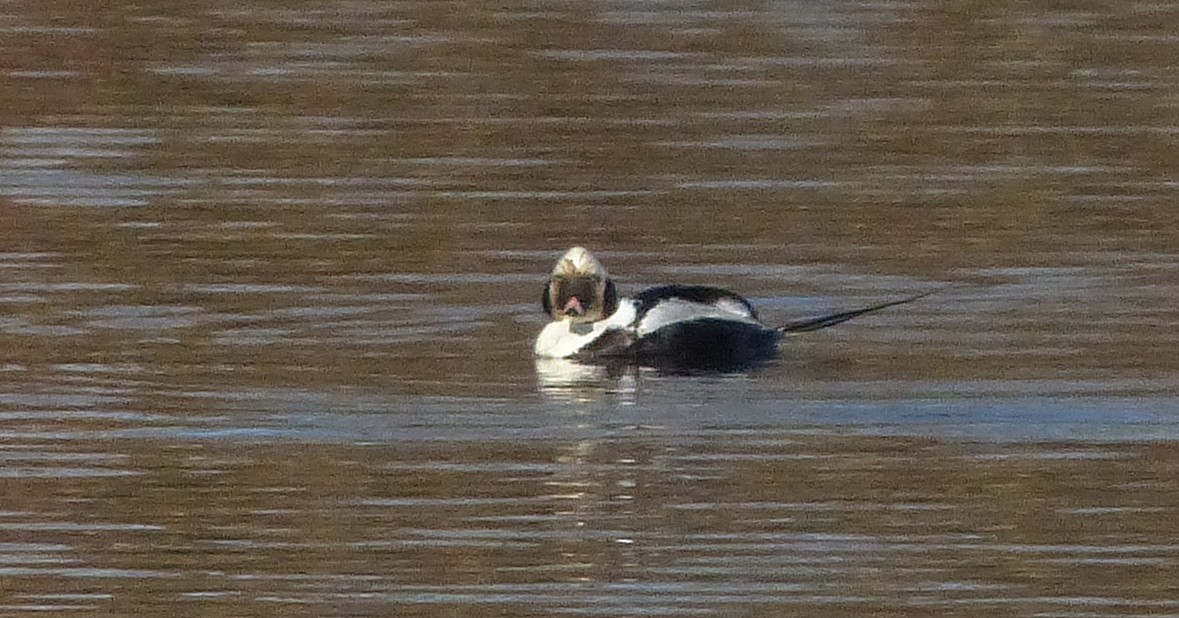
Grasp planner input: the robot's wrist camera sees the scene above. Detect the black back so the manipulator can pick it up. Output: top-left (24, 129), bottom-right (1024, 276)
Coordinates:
top-left (626, 318), bottom-right (780, 372)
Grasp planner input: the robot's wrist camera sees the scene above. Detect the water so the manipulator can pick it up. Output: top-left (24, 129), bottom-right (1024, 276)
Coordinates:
top-left (3, 0), bottom-right (1179, 615)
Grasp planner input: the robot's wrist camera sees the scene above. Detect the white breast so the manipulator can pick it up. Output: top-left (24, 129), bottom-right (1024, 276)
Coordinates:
top-left (533, 300), bottom-right (638, 358)
top-left (635, 297), bottom-right (760, 336)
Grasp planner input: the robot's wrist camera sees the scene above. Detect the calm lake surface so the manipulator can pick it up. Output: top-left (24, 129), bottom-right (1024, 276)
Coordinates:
top-left (4, 1), bottom-right (1179, 615)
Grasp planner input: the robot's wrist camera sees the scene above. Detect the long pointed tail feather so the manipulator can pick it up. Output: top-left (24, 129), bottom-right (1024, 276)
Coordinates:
top-left (777, 289), bottom-right (937, 334)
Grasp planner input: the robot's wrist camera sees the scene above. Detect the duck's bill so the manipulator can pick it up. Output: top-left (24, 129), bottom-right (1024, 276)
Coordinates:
top-left (563, 296), bottom-right (585, 317)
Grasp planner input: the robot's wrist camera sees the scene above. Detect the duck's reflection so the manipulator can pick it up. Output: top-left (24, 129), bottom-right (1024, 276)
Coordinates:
top-left (535, 354), bottom-right (787, 405)
top-left (534, 357), bottom-right (639, 405)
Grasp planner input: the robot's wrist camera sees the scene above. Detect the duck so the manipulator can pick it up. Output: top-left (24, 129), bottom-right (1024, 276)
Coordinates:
top-left (534, 246), bottom-right (931, 371)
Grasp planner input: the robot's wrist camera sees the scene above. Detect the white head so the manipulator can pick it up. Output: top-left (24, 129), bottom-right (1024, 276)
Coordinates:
top-left (542, 247), bottom-right (619, 324)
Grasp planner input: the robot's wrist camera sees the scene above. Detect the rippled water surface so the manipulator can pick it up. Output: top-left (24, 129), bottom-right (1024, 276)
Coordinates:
top-left (4, 0), bottom-right (1179, 615)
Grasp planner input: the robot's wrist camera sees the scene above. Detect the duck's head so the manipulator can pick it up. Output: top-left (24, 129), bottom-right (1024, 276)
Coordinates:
top-left (542, 247), bottom-right (618, 324)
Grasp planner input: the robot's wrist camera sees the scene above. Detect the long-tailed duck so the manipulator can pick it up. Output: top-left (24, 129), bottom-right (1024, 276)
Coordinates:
top-left (534, 246), bottom-right (930, 371)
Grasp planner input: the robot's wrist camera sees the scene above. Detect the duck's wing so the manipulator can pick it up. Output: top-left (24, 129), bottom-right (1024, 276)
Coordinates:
top-left (572, 327), bottom-right (636, 360)
top-left (634, 285), bottom-right (757, 319)
top-left (632, 285), bottom-right (762, 336)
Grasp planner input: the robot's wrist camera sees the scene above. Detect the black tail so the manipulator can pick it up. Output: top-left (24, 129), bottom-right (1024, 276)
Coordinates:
top-left (777, 290), bottom-right (936, 334)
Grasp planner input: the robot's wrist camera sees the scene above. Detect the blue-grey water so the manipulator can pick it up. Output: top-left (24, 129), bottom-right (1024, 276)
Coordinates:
top-left (3, 1), bottom-right (1179, 616)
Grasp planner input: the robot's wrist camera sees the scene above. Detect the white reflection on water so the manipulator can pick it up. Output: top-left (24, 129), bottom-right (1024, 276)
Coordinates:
top-left (0, 127), bottom-right (185, 207)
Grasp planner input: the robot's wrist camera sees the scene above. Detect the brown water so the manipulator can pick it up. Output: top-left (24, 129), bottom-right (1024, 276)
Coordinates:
top-left (3, 0), bottom-right (1179, 615)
